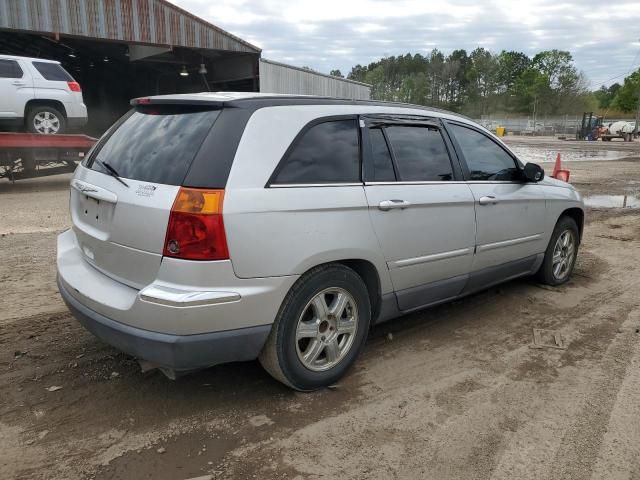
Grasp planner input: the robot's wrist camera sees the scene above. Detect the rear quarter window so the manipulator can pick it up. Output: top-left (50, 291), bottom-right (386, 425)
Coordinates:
top-left (271, 119), bottom-right (360, 184)
top-left (87, 105), bottom-right (220, 186)
top-left (32, 61), bottom-right (74, 81)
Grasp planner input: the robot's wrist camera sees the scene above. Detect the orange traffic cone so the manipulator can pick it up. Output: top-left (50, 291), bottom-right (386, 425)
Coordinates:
top-left (552, 153), bottom-right (562, 177)
top-left (552, 153), bottom-right (570, 182)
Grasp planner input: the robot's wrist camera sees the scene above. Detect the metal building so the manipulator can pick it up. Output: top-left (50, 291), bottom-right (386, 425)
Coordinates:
top-left (259, 59), bottom-right (370, 100)
top-left (0, 0), bottom-right (262, 132)
top-left (0, 0), bottom-right (370, 133)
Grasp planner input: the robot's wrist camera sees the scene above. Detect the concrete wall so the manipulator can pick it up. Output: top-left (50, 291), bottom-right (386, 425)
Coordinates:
top-left (259, 58), bottom-right (370, 100)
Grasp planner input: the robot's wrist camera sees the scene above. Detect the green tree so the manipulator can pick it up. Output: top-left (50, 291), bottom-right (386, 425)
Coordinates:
top-left (496, 51), bottom-right (530, 93)
top-left (329, 69), bottom-right (344, 78)
top-left (594, 83), bottom-right (621, 109)
top-left (612, 70), bottom-right (640, 112)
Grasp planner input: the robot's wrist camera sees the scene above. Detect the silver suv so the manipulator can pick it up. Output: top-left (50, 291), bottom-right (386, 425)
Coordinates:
top-left (57, 93), bottom-right (584, 390)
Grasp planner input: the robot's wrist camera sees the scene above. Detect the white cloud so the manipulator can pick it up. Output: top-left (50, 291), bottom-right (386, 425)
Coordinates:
top-left (170, 0), bottom-right (640, 85)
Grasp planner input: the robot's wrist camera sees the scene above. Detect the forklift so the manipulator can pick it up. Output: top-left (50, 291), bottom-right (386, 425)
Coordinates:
top-left (576, 112), bottom-right (603, 140)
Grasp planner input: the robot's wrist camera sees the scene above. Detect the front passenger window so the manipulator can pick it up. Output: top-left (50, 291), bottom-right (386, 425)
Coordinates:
top-left (448, 124), bottom-right (519, 181)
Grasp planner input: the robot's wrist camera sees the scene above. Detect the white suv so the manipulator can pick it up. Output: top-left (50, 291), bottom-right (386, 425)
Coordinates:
top-left (56, 93), bottom-right (584, 390)
top-left (0, 55), bottom-right (87, 134)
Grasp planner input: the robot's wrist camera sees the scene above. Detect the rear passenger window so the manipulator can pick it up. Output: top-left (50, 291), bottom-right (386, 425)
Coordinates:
top-left (272, 119), bottom-right (360, 184)
top-left (369, 128), bottom-right (396, 181)
top-left (32, 61), bottom-right (74, 81)
top-left (384, 126), bottom-right (453, 181)
top-left (0, 60), bottom-right (23, 78)
top-left (449, 124), bottom-right (519, 181)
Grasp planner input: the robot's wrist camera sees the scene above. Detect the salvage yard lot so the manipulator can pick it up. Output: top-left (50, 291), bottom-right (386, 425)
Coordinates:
top-left (2, 137), bottom-right (640, 480)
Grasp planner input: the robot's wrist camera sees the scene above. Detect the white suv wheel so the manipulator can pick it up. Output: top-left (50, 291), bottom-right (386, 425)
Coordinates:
top-left (33, 111), bottom-right (61, 134)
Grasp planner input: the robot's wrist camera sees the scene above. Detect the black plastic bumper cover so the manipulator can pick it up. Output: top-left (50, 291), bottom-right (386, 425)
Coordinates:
top-left (57, 276), bottom-right (271, 371)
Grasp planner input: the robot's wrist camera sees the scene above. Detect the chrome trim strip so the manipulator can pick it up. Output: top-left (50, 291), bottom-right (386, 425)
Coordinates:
top-left (269, 183), bottom-right (363, 188)
top-left (71, 179), bottom-right (118, 203)
top-left (139, 285), bottom-right (241, 308)
top-left (477, 233), bottom-right (543, 252)
top-left (365, 181), bottom-right (524, 186)
top-left (366, 181), bottom-right (466, 186)
top-left (389, 248), bottom-right (471, 269)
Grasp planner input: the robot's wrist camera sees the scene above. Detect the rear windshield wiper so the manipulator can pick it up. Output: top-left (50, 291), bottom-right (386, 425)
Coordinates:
top-left (96, 159), bottom-right (129, 188)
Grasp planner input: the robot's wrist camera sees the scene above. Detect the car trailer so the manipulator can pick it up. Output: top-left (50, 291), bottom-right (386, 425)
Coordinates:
top-left (0, 133), bottom-right (96, 182)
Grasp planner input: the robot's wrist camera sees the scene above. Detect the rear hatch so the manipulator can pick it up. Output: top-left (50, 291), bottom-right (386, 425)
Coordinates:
top-left (70, 104), bottom-right (221, 288)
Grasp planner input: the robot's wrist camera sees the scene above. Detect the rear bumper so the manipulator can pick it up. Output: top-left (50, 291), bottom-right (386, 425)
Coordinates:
top-left (58, 275), bottom-right (271, 371)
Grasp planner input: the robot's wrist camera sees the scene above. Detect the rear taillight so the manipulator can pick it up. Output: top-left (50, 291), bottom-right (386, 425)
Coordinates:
top-left (163, 188), bottom-right (229, 261)
top-left (67, 81), bottom-right (81, 92)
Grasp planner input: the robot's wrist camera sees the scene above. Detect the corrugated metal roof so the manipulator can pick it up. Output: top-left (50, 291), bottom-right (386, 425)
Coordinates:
top-left (0, 0), bottom-right (260, 53)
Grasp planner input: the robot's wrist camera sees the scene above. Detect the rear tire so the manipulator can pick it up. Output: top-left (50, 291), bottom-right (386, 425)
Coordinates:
top-left (26, 106), bottom-right (66, 135)
top-left (259, 264), bottom-right (371, 391)
top-left (535, 216), bottom-right (579, 286)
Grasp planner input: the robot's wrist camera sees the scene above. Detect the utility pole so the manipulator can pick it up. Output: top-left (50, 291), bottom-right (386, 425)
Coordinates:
top-left (635, 92), bottom-right (639, 138)
top-left (636, 39), bottom-right (640, 138)
top-left (532, 94), bottom-right (538, 135)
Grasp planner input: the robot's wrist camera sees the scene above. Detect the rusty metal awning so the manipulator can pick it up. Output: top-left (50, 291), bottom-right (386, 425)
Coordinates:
top-left (0, 0), bottom-right (260, 54)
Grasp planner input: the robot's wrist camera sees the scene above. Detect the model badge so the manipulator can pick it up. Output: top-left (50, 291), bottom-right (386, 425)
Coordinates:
top-left (136, 184), bottom-right (157, 197)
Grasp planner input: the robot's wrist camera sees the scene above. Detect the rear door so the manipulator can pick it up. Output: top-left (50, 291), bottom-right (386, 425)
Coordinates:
top-left (362, 116), bottom-right (476, 311)
top-left (445, 121), bottom-right (546, 275)
top-left (0, 58), bottom-right (33, 118)
top-left (71, 104), bottom-right (221, 288)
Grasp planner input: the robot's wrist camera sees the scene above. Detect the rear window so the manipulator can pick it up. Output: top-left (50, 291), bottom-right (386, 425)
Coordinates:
top-left (87, 105), bottom-right (220, 186)
top-left (32, 61), bottom-right (74, 81)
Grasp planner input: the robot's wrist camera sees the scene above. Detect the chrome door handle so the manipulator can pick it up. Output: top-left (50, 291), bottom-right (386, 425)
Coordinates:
top-left (12, 81), bottom-right (26, 86)
top-left (478, 195), bottom-right (498, 205)
top-left (378, 199), bottom-right (411, 211)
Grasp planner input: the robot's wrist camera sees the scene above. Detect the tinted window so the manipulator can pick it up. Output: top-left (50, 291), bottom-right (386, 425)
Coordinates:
top-left (449, 124), bottom-right (519, 181)
top-left (369, 128), bottom-right (395, 181)
top-left (273, 120), bottom-right (360, 184)
top-left (0, 60), bottom-right (23, 78)
top-left (32, 61), bottom-right (73, 81)
top-left (385, 126), bottom-right (453, 181)
top-left (88, 105), bottom-right (219, 186)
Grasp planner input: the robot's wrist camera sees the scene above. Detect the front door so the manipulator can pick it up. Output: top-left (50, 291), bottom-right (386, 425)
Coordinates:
top-left (445, 122), bottom-right (546, 275)
top-left (362, 117), bottom-right (477, 311)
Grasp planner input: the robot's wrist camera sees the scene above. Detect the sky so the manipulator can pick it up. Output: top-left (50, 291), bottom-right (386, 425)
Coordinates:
top-left (171, 0), bottom-right (640, 88)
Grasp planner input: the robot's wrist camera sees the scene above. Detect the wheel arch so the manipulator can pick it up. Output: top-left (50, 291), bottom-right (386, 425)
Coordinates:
top-left (25, 99), bottom-right (67, 118)
top-left (296, 259), bottom-right (384, 326)
top-left (560, 207), bottom-right (584, 242)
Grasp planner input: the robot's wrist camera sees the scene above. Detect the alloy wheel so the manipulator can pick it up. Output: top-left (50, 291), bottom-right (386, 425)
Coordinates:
top-left (33, 111), bottom-right (61, 134)
top-left (295, 287), bottom-right (359, 372)
top-left (552, 230), bottom-right (576, 281)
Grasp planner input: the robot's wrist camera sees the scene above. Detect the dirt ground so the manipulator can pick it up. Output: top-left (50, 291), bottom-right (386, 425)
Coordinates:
top-left (2, 136), bottom-right (640, 480)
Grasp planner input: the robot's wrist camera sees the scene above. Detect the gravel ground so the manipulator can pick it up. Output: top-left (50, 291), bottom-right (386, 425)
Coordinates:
top-left (1, 138), bottom-right (640, 480)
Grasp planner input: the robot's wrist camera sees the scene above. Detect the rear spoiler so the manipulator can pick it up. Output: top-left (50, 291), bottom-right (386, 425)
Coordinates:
top-left (130, 97), bottom-right (226, 107)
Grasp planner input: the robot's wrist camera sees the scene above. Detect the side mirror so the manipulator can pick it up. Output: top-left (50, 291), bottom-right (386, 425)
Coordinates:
top-left (523, 162), bottom-right (544, 182)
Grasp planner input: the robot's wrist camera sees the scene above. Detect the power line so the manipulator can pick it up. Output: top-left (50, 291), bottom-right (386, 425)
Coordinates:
top-left (588, 38), bottom-right (640, 86)
top-left (589, 66), bottom-right (639, 87)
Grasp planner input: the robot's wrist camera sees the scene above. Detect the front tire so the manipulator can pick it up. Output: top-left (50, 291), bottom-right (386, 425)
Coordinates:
top-left (536, 216), bottom-right (579, 286)
top-left (259, 264), bottom-right (371, 391)
top-left (26, 106), bottom-right (66, 135)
